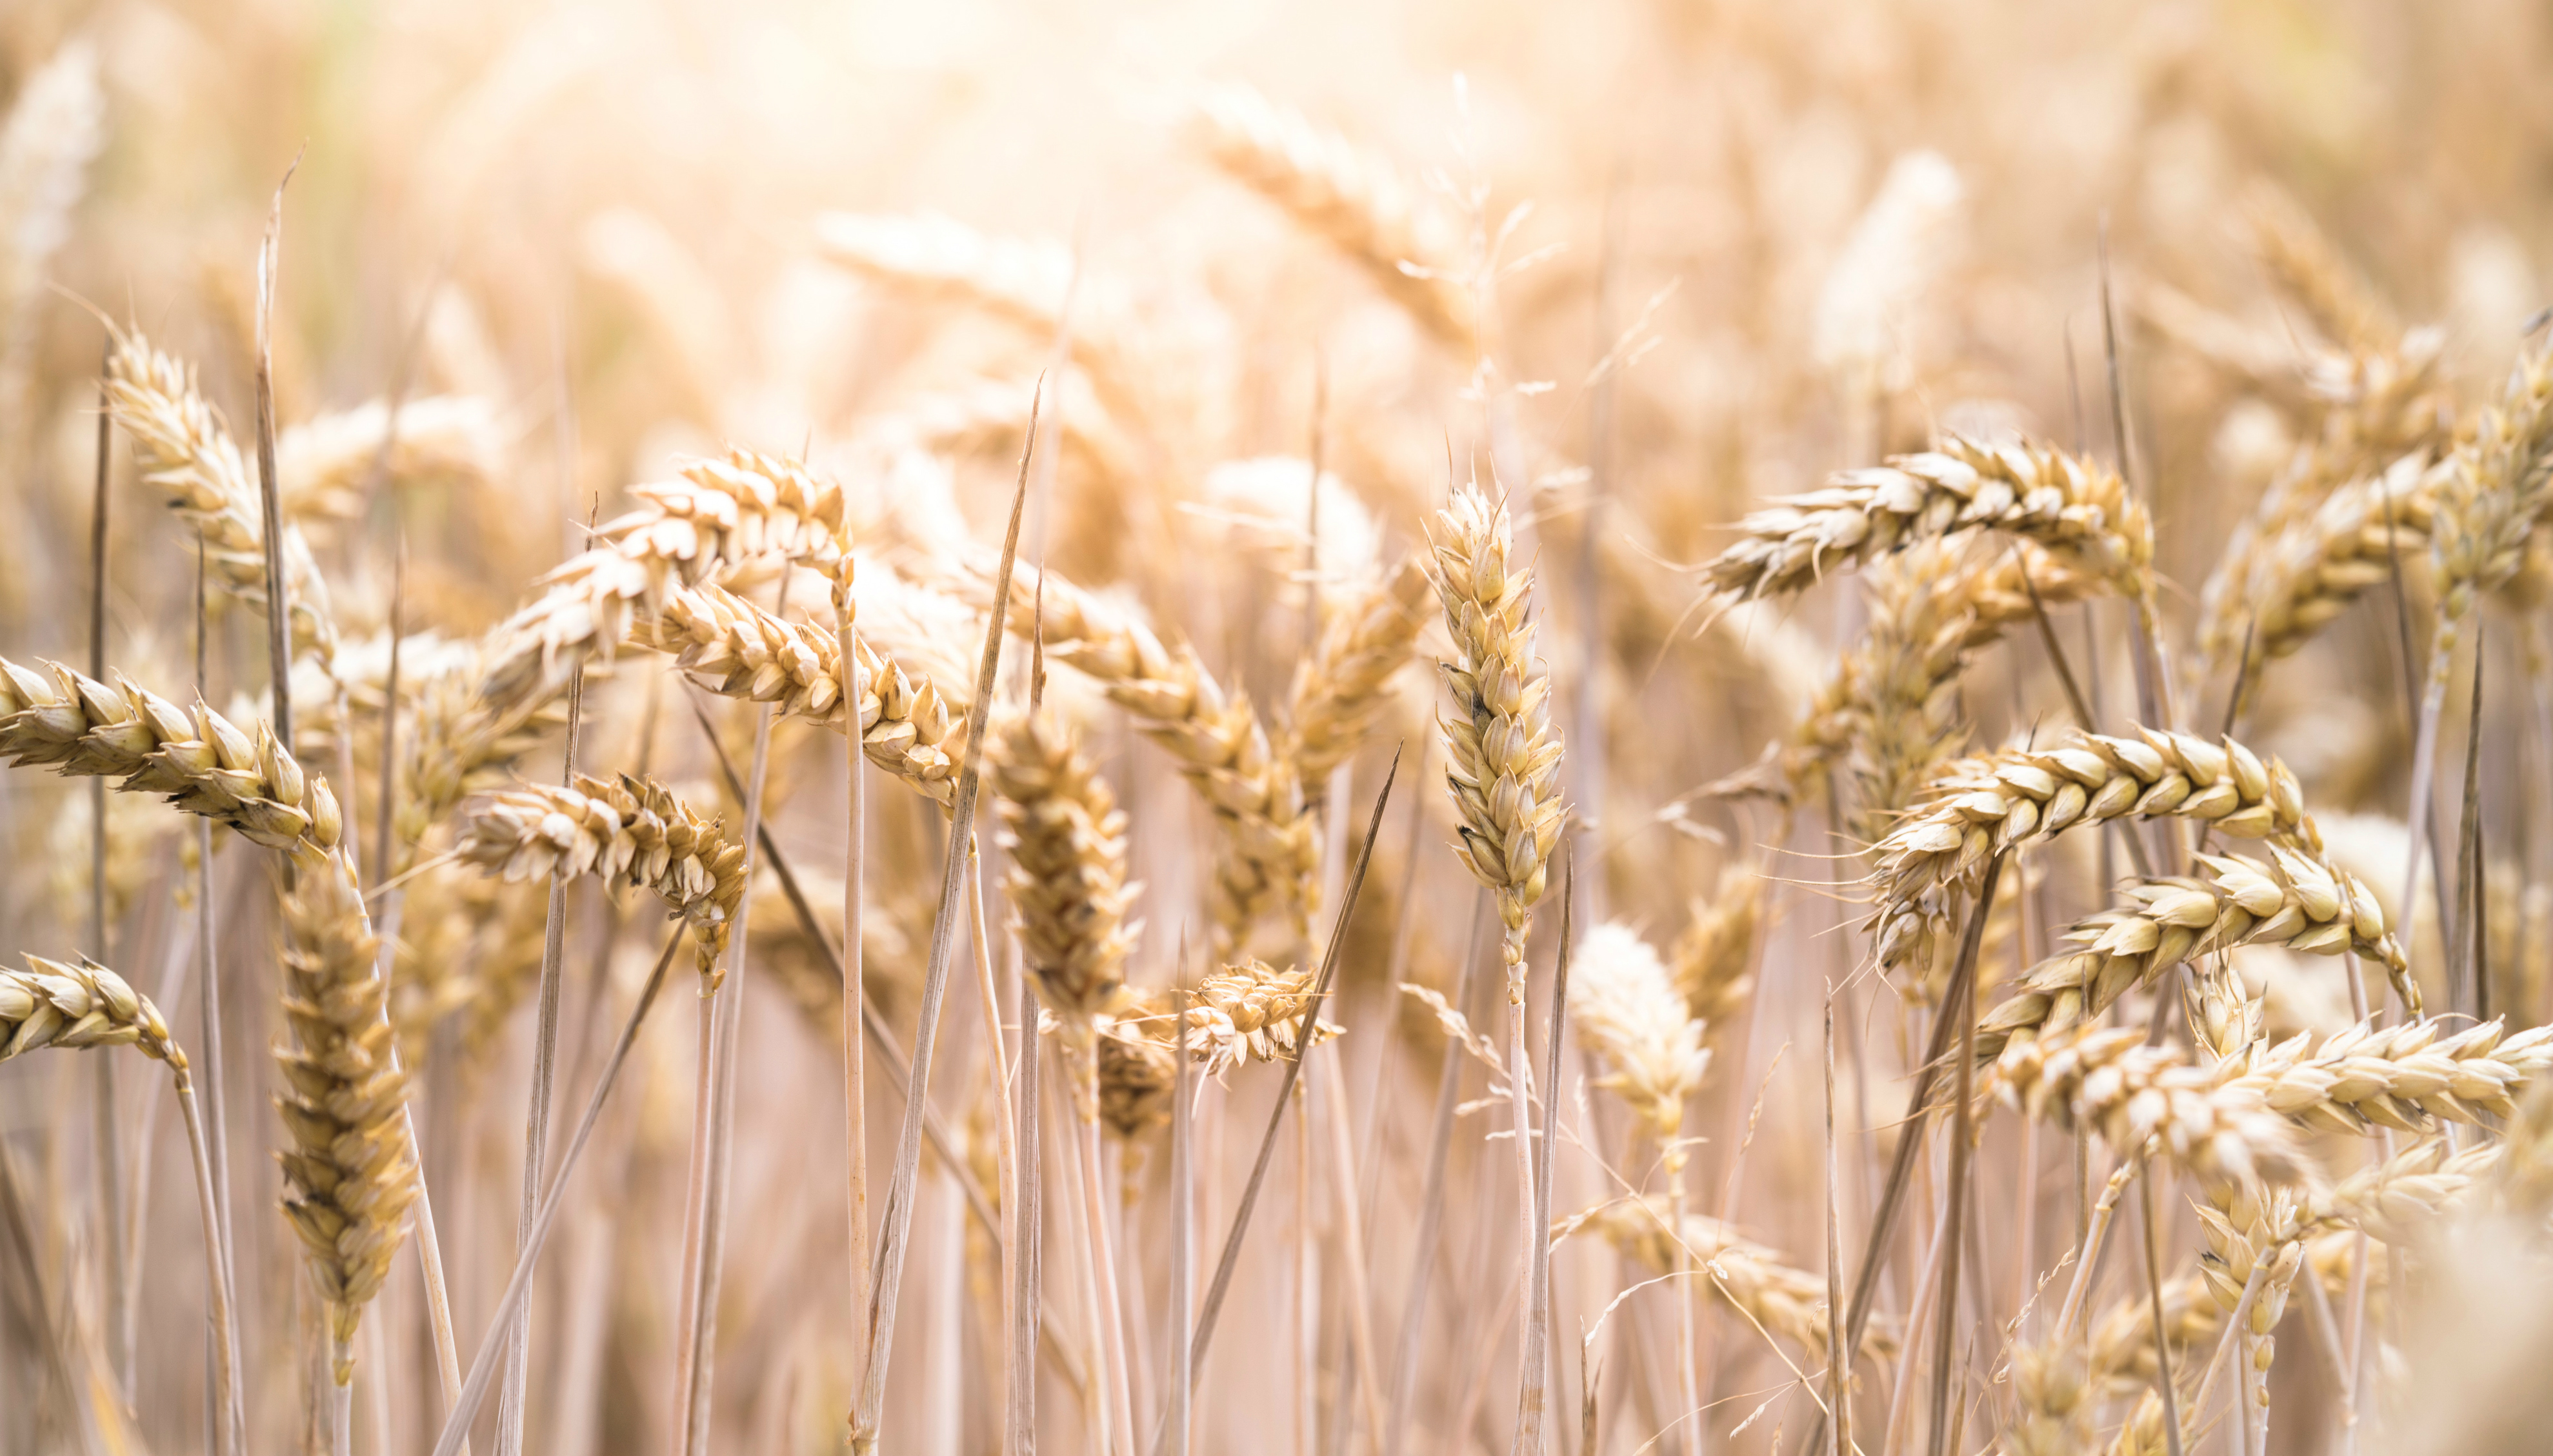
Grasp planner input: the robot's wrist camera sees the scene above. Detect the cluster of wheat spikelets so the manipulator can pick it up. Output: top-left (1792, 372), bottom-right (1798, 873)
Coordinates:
top-left (18, 8), bottom-right (2553, 1456)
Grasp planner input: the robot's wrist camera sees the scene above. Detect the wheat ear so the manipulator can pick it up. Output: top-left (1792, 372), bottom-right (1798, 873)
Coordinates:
top-left (1669, 865), bottom-right (1761, 1037)
top-left (1695, 436), bottom-right (2150, 609)
top-left (1868, 725), bottom-right (2313, 977)
top-left (456, 773), bottom-right (748, 982)
top-left (1428, 481), bottom-right (1561, 1453)
top-left (1985, 1026), bottom-right (2313, 1194)
top-left (1186, 83), bottom-right (1474, 347)
top-left (275, 850), bottom-right (416, 1384)
top-left (1110, 959), bottom-right (1339, 1080)
top-left (1552, 1196), bottom-right (1894, 1362)
top-left (1285, 550), bottom-right (1433, 793)
top-left (104, 329), bottom-right (341, 670)
top-left (981, 559), bottom-right (1314, 959)
top-left (401, 446), bottom-right (846, 856)
top-left (1975, 848), bottom-right (2410, 1062)
top-left (2225, 1017), bottom-right (2553, 1134)
top-left (0, 955), bottom-right (241, 1452)
top-left (275, 395), bottom-right (499, 525)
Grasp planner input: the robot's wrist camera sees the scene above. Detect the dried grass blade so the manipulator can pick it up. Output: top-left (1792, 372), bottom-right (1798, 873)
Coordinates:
top-left (852, 379), bottom-right (1040, 1450)
top-left (1167, 746), bottom-right (1400, 1442)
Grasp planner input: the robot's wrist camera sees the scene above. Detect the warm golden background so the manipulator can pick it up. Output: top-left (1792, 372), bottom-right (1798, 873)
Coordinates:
top-left (5, 0), bottom-right (2553, 1453)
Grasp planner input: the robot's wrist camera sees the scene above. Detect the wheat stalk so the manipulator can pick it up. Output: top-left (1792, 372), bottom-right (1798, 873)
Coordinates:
top-left (1694, 436), bottom-right (2150, 610)
top-left (1868, 725), bottom-right (2312, 975)
top-left (1186, 83), bottom-right (1474, 347)
top-left (105, 330), bottom-right (341, 671)
top-left (456, 772), bottom-right (748, 984)
top-left (1975, 847), bottom-right (2410, 1062)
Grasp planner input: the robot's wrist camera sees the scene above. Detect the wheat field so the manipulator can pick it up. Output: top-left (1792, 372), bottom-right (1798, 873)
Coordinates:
top-left (3, 1), bottom-right (2552, 1453)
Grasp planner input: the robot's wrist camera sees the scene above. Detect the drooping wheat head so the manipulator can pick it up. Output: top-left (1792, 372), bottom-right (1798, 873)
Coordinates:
top-left (1974, 847), bottom-right (2408, 1062)
top-left (2225, 1017), bottom-right (2553, 1135)
top-left (1285, 550), bottom-right (1432, 794)
top-left (1985, 1026), bottom-right (2311, 1193)
top-left (1869, 726), bottom-right (2312, 978)
top-left (1552, 1195), bottom-right (1894, 1361)
top-left (0, 953), bottom-right (184, 1070)
top-left (456, 772), bottom-right (749, 984)
top-left (105, 330), bottom-right (341, 670)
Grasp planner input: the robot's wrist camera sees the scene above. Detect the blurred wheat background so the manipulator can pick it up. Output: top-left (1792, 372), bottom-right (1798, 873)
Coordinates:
top-left (6, 1), bottom-right (2553, 1454)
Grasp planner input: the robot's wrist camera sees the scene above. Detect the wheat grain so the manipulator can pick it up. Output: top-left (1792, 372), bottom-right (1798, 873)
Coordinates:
top-left (1974, 847), bottom-right (2409, 1062)
top-left (1694, 436), bottom-right (2150, 610)
top-left (456, 773), bottom-right (748, 984)
top-left (274, 852), bottom-right (415, 1384)
top-left (1186, 83), bottom-right (1473, 347)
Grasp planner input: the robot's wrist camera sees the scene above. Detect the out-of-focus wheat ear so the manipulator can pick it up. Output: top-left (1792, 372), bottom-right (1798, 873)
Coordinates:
top-left (425, 928), bottom-right (683, 1456)
top-left (854, 377), bottom-right (1037, 1455)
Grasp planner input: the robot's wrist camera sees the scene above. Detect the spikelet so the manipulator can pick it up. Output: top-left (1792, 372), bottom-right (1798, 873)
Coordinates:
top-left (2427, 343), bottom-right (2553, 683)
top-left (456, 772), bottom-right (748, 984)
top-left (1431, 484), bottom-right (1564, 991)
top-left (1985, 1026), bottom-right (2310, 1193)
top-left (1287, 552), bottom-right (1432, 792)
top-left (1975, 847), bottom-right (2410, 1062)
top-left (0, 954), bottom-right (184, 1070)
top-left (992, 712), bottom-right (1139, 1030)
top-left (274, 852), bottom-right (414, 1383)
top-left (275, 395), bottom-right (502, 524)
top-left (1569, 922), bottom-right (1708, 1165)
top-left (105, 330), bottom-right (342, 670)
top-left (1695, 437), bottom-right (2150, 610)
top-left (1186, 83), bottom-right (1472, 346)
top-left (0, 655), bottom-right (343, 863)
top-left (1669, 866), bottom-right (1760, 1035)
top-left (1869, 725), bottom-right (2312, 977)
top-left (1551, 1195), bottom-right (1891, 1360)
